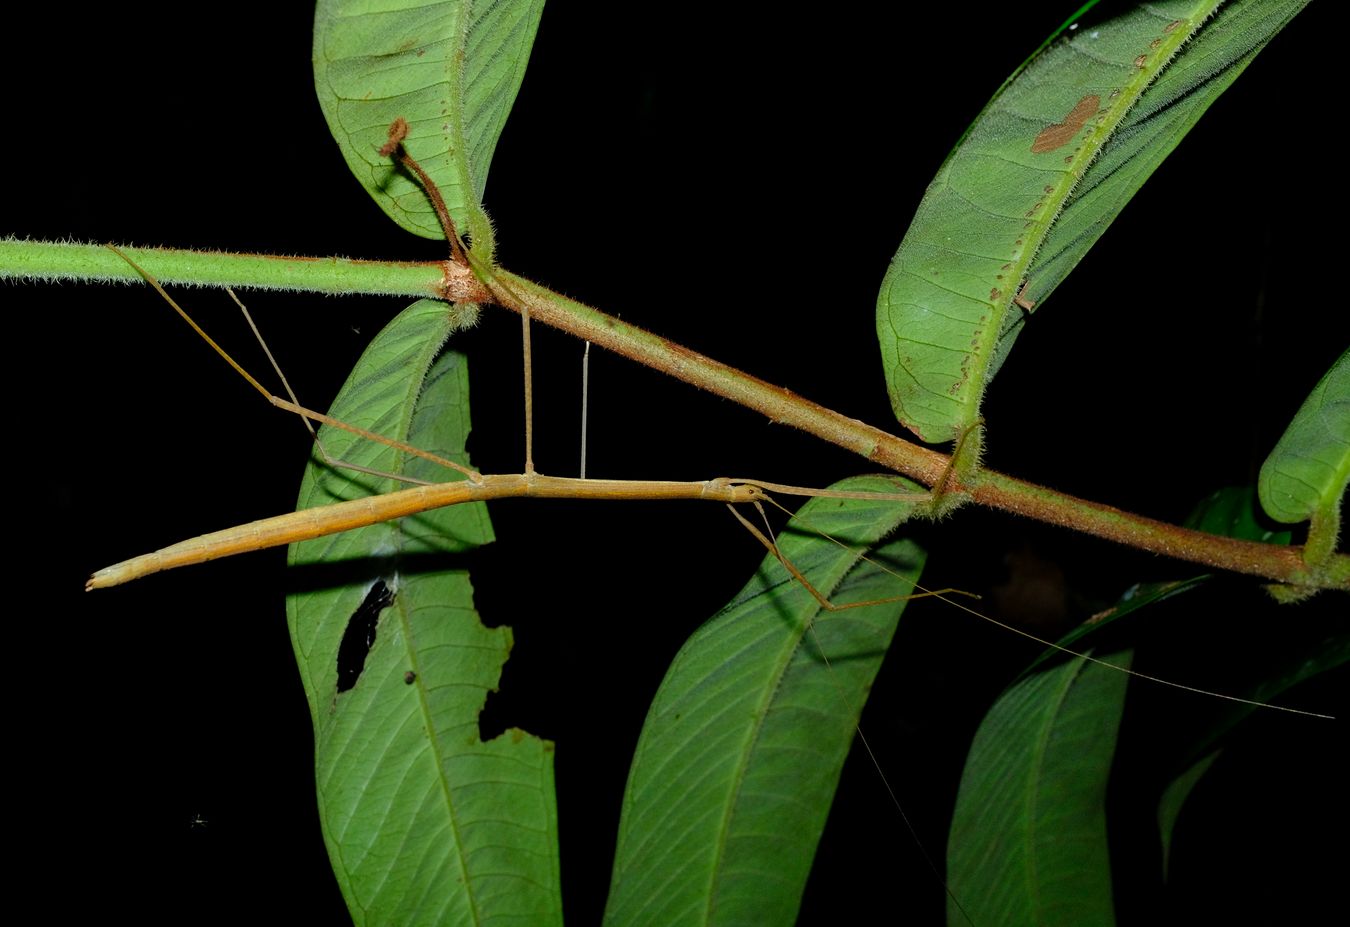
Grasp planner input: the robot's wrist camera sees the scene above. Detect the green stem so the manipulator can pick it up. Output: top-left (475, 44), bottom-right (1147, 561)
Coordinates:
top-left (0, 238), bottom-right (478, 299)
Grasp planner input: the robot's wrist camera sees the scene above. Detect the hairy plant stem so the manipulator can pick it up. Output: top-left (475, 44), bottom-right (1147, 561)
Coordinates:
top-left (482, 269), bottom-right (1344, 592)
top-left (6, 238), bottom-right (1342, 590)
top-left (0, 239), bottom-right (483, 301)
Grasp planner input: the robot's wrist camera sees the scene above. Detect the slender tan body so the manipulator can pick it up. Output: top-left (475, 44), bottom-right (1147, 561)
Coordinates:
top-left (87, 475), bottom-right (767, 589)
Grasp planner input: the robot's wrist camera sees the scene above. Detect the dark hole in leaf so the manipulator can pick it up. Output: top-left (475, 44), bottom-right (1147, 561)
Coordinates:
top-left (336, 580), bottom-right (394, 693)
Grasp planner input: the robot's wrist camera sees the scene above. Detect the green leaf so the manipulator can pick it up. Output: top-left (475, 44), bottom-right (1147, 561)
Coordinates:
top-left (947, 632), bottom-right (1137, 925)
top-left (877, 0), bottom-right (1308, 444)
top-left (1258, 348), bottom-right (1350, 567)
top-left (1156, 748), bottom-right (1220, 877)
top-left (313, 0), bottom-right (546, 250)
top-left (1154, 630), bottom-right (1350, 880)
top-left (604, 476), bottom-right (928, 927)
top-left (1131, 485), bottom-right (1345, 881)
top-left (287, 301), bottom-right (562, 926)
top-left (1027, 574), bottom-right (1208, 671)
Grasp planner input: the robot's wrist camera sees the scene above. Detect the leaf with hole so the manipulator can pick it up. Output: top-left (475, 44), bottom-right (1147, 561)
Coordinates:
top-left (286, 301), bottom-right (561, 926)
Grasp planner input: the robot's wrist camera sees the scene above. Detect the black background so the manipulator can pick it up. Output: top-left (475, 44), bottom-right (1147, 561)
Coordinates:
top-left (7, 3), bottom-right (1345, 924)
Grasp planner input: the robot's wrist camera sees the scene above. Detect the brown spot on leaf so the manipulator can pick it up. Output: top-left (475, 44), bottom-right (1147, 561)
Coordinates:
top-left (1134, 54), bottom-right (1148, 68)
top-left (1031, 94), bottom-right (1100, 154)
top-left (1044, 185), bottom-right (1054, 195)
top-left (990, 288), bottom-right (1002, 301)
top-left (1150, 38), bottom-right (1162, 49)
top-left (1164, 19), bottom-right (1184, 33)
